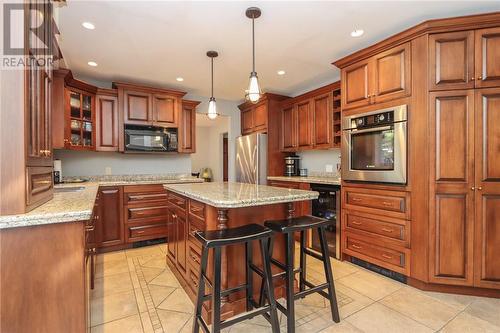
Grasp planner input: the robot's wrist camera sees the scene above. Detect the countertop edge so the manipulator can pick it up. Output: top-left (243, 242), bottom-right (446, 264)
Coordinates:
top-left (267, 176), bottom-right (341, 186)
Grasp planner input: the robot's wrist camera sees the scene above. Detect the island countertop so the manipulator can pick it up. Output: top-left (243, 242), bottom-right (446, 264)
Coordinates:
top-left (163, 182), bottom-right (319, 208)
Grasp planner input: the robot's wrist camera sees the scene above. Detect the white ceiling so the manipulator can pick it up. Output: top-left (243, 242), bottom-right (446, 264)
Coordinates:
top-left (56, 1), bottom-right (500, 102)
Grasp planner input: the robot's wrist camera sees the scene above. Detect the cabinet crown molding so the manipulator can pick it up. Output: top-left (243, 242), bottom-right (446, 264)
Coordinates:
top-left (112, 81), bottom-right (187, 97)
top-left (237, 92), bottom-right (289, 111)
top-left (333, 11), bottom-right (500, 69)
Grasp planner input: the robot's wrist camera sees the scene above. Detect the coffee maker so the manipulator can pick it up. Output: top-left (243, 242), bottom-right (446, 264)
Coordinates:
top-left (284, 155), bottom-right (300, 176)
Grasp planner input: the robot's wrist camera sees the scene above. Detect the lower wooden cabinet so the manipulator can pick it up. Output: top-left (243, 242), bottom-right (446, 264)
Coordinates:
top-left (95, 186), bottom-right (124, 248)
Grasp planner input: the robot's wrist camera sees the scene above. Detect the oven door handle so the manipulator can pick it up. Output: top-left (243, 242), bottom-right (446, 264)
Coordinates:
top-left (350, 125), bottom-right (393, 134)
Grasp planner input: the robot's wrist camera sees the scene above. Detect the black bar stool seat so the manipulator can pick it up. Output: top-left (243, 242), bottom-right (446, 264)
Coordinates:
top-left (261, 215), bottom-right (340, 333)
top-left (264, 215), bottom-right (331, 233)
top-left (195, 224), bottom-right (272, 248)
top-left (192, 223), bottom-right (280, 333)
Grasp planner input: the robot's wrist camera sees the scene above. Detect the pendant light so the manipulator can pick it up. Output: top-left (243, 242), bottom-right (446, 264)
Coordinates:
top-left (245, 7), bottom-right (262, 104)
top-left (206, 50), bottom-right (219, 120)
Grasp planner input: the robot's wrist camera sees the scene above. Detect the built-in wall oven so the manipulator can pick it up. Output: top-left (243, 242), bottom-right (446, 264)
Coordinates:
top-left (342, 105), bottom-right (407, 184)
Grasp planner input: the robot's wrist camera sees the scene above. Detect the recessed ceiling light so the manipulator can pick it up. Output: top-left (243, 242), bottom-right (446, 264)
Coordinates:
top-left (82, 22), bottom-right (95, 30)
top-left (277, 70), bottom-right (286, 75)
top-left (351, 29), bottom-right (364, 37)
top-left (87, 61), bottom-right (98, 67)
top-left (176, 77), bottom-right (184, 82)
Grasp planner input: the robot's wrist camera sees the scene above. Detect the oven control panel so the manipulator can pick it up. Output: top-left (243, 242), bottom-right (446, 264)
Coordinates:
top-left (351, 111), bottom-right (394, 129)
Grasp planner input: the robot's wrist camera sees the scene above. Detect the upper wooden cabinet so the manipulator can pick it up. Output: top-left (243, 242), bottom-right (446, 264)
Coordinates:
top-left (429, 31), bottom-right (475, 90)
top-left (179, 100), bottom-right (200, 153)
top-left (96, 89), bottom-right (119, 152)
top-left (239, 100), bottom-right (269, 135)
top-left (429, 27), bottom-right (500, 91)
top-left (341, 43), bottom-right (411, 110)
top-left (279, 82), bottom-right (341, 152)
top-left (114, 82), bottom-right (185, 127)
top-left (241, 106), bottom-right (255, 135)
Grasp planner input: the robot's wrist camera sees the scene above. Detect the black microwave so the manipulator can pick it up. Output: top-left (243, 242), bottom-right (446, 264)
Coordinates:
top-left (124, 124), bottom-right (178, 152)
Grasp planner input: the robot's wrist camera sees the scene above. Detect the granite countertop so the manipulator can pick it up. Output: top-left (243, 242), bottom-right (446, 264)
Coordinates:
top-left (164, 182), bottom-right (319, 208)
top-left (0, 176), bottom-right (204, 230)
top-left (267, 176), bottom-right (341, 186)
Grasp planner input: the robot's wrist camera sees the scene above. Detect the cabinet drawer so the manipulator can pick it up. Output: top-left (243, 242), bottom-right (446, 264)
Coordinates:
top-left (127, 205), bottom-right (168, 220)
top-left (345, 234), bottom-right (407, 273)
top-left (126, 192), bottom-right (167, 204)
top-left (188, 218), bottom-right (205, 248)
top-left (268, 180), bottom-right (301, 189)
top-left (26, 166), bottom-right (53, 208)
top-left (187, 263), bottom-right (200, 294)
top-left (187, 242), bottom-right (202, 268)
top-left (169, 192), bottom-right (187, 210)
top-left (345, 212), bottom-right (407, 243)
top-left (343, 187), bottom-right (410, 219)
top-left (189, 200), bottom-right (205, 219)
top-left (129, 224), bottom-right (168, 239)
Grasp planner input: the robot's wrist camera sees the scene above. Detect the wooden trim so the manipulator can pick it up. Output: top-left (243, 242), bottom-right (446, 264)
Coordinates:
top-left (64, 71), bottom-right (98, 94)
top-left (112, 81), bottom-right (186, 97)
top-left (237, 92), bottom-right (289, 111)
top-left (407, 277), bottom-right (500, 298)
top-left (333, 11), bottom-right (500, 69)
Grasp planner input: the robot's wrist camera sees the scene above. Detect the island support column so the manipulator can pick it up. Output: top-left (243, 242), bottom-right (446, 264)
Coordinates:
top-left (217, 208), bottom-right (229, 302)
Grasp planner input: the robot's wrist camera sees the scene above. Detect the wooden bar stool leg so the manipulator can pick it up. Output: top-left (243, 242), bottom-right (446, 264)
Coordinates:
top-left (299, 230), bottom-right (306, 295)
top-left (193, 246), bottom-right (209, 333)
top-left (212, 247), bottom-right (222, 333)
top-left (245, 240), bottom-right (254, 312)
top-left (259, 237), bottom-right (280, 333)
top-left (318, 227), bottom-right (340, 323)
top-left (285, 232), bottom-right (296, 333)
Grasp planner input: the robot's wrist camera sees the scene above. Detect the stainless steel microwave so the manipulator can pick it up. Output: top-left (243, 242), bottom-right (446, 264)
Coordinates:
top-left (341, 105), bottom-right (407, 184)
top-left (124, 125), bottom-right (178, 152)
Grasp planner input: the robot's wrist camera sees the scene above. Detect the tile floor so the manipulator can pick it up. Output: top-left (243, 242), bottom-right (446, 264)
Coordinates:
top-left (90, 244), bottom-right (500, 333)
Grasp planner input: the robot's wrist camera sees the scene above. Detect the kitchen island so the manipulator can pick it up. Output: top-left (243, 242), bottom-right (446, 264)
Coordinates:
top-left (163, 182), bottom-right (319, 321)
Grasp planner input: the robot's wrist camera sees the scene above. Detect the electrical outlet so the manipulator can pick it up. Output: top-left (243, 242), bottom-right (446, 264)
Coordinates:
top-left (325, 164), bottom-right (333, 173)
top-left (105, 167), bottom-right (112, 175)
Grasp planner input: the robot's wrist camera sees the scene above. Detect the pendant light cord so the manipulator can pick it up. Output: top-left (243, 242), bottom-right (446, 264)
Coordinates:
top-left (252, 17), bottom-right (255, 72)
top-left (211, 57), bottom-right (214, 98)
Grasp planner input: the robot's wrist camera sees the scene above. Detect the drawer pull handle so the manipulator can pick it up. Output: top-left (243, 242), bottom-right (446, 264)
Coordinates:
top-left (351, 244), bottom-right (362, 250)
top-left (381, 228), bottom-right (393, 233)
top-left (190, 253), bottom-right (201, 264)
top-left (135, 230), bottom-right (145, 234)
top-left (352, 198), bottom-right (362, 202)
top-left (351, 221), bottom-right (362, 226)
top-left (34, 180), bottom-right (52, 185)
top-left (85, 225), bottom-right (95, 231)
top-left (382, 202), bottom-right (393, 207)
top-left (381, 254), bottom-right (393, 260)
top-left (191, 206), bottom-right (203, 212)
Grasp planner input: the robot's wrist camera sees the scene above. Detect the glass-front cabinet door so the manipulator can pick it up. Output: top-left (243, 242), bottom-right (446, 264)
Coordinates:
top-left (66, 88), bottom-right (95, 150)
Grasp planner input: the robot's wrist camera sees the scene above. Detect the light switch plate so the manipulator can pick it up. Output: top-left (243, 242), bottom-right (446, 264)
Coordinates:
top-left (325, 164), bottom-right (334, 173)
top-left (105, 167), bottom-right (112, 175)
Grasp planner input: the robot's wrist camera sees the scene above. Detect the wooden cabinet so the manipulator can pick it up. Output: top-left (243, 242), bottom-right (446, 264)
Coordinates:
top-left (473, 88), bottom-right (500, 289)
top-left (429, 90), bottom-right (475, 286)
top-left (341, 43), bottom-right (411, 110)
top-left (475, 27), bottom-right (500, 88)
top-left (115, 82), bottom-right (185, 127)
top-left (179, 100), bottom-right (199, 153)
top-left (95, 186), bottom-right (124, 248)
top-left (267, 180), bottom-right (311, 216)
top-left (240, 101), bottom-right (268, 135)
top-left (279, 82), bottom-right (341, 152)
top-left (95, 89), bottom-right (119, 152)
top-left (429, 31), bottom-right (475, 90)
top-left (64, 85), bottom-right (96, 150)
top-left (241, 107), bottom-right (255, 135)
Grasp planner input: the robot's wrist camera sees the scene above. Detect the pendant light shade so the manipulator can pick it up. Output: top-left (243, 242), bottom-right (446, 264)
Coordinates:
top-left (245, 7), bottom-right (262, 104)
top-left (206, 50), bottom-right (219, 120)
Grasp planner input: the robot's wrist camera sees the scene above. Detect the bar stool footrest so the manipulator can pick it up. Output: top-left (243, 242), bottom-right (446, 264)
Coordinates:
top-left (220, 305), bottom-right (272, 330)
top-left (295, 282), bottom-right (330, 299)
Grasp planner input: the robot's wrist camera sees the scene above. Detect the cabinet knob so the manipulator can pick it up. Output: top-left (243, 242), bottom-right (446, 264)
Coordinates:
top-left (478, 187), bottom-right (482, 191)
top-left (471, 77), bottom-right (475, 81)
top-left (471, 187), bottom-right (475, 191)
top-left (477, 76), bottom-right (482, 80)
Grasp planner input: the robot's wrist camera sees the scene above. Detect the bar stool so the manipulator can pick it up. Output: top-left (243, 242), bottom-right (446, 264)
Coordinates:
top-left (192, 224), bottom-right (280, 333)
top-left (260, 215), bottom-right (340, 333)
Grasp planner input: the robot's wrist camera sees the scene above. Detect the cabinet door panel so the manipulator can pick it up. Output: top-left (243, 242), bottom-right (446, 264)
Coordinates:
top-left (475, 27), bottom-right (500, 88)
top-left (96, 187), bottom-right (124, 247)
top-left (474, 88), bottom-right (500, 289)
top-left (96, 95), bottom-right (118, 151)
top-left (429, 90), bottom-right (474, 286)
top-left (124, 91), bottom-right (151, 124)
top-left (179, 102), bottom-right (196, 153)
top-left (313, 93), bottom-right (332, 148)
top-left (167, 207), bottom-right (176, 260)
top-left (254, 103), bottom-right (267, 131)
top-left (373, 42), bottom-right (411, 103)
top-left (342, 60), bottom-right (371, 110)
top-left (280, 105), bottom-right (296, 151)
top-left (241, 108), bottom-right (254, 134)
top-left (297, 100), bottom-right (313, 149)
top-left (429, 31), bottom-right (475, 90)
top-left (153, 94), bottom-right (177, 127)
top-left (176, 213), bottom-right (187, 273)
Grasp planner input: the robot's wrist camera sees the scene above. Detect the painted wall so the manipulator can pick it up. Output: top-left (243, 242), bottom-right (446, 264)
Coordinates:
top-left (297, 149), bottom-right (341, 173)
top-left (54, 150), bottom-right (192, 177)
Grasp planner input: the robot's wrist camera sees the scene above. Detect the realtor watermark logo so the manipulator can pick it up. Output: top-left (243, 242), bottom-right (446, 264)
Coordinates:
top-left (2, 2), bottom-right (54, 69)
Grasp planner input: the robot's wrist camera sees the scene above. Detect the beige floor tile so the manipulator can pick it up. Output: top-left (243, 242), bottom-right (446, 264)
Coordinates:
top-left (465, 297), bottom-right (500, 327)
top-left (91, 290), bottom-right (139, 326)
top-left (95, 259), bottom-right (130, 278)
top-left (148, 284), bottom-right (176, 307)
top-left (133, 286), bottom-right (148, 313)
top-left (334, 282), bottom-right (374, 319)
top-left (229, 321), bottom-right (273, 333)
top-left (337, 270), bottom-right (403, 301)
top-left (91, 272), bottom-right (134, 299)
top-left (319, 321), bottom-right (364, 333)
top-left (156, 308), bottom-right (192, 332)
top-left (149, 270), bottom-right (181, 288)
top-left (140, 256), bottom-right (168, 270)
top-left (157, 288), bottom-right (194, 313)
top-left (179, 316), bottom-right (194, 333)
top-left (91, 314), bottom-right (143, 333)
top-left (380, 287), bottom-right (461, 330)
top-left (126, 246), bottom-right (164, 258)
top-left (441, 312), bottom-right (500, 333)
top-left (141, 267), bottom-right (165, 283)
top-left (345, 303), bottom-right (433, 333)
top-left (418, 288), bottom-right (477, 311)
top-left (139, 312), bottom-right (155, 333)
top-left (330, 259), bottom-right (359, 280)
top-left (96, 251), bottom-right (127, 265)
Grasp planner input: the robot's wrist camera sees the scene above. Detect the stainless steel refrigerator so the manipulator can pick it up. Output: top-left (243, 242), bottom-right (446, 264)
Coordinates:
top-left (235, 133), bottom-right (267, 184)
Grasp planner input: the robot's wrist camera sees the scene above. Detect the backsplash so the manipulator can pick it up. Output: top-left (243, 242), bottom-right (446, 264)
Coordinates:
top-left (297, 149), bottom-right (341, 173)
top-left (63, 173), bottom-right (193, 182)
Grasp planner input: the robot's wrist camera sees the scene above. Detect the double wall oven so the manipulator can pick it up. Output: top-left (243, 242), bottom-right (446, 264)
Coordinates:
top-left (342, 105), bottom-right (408, 184)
